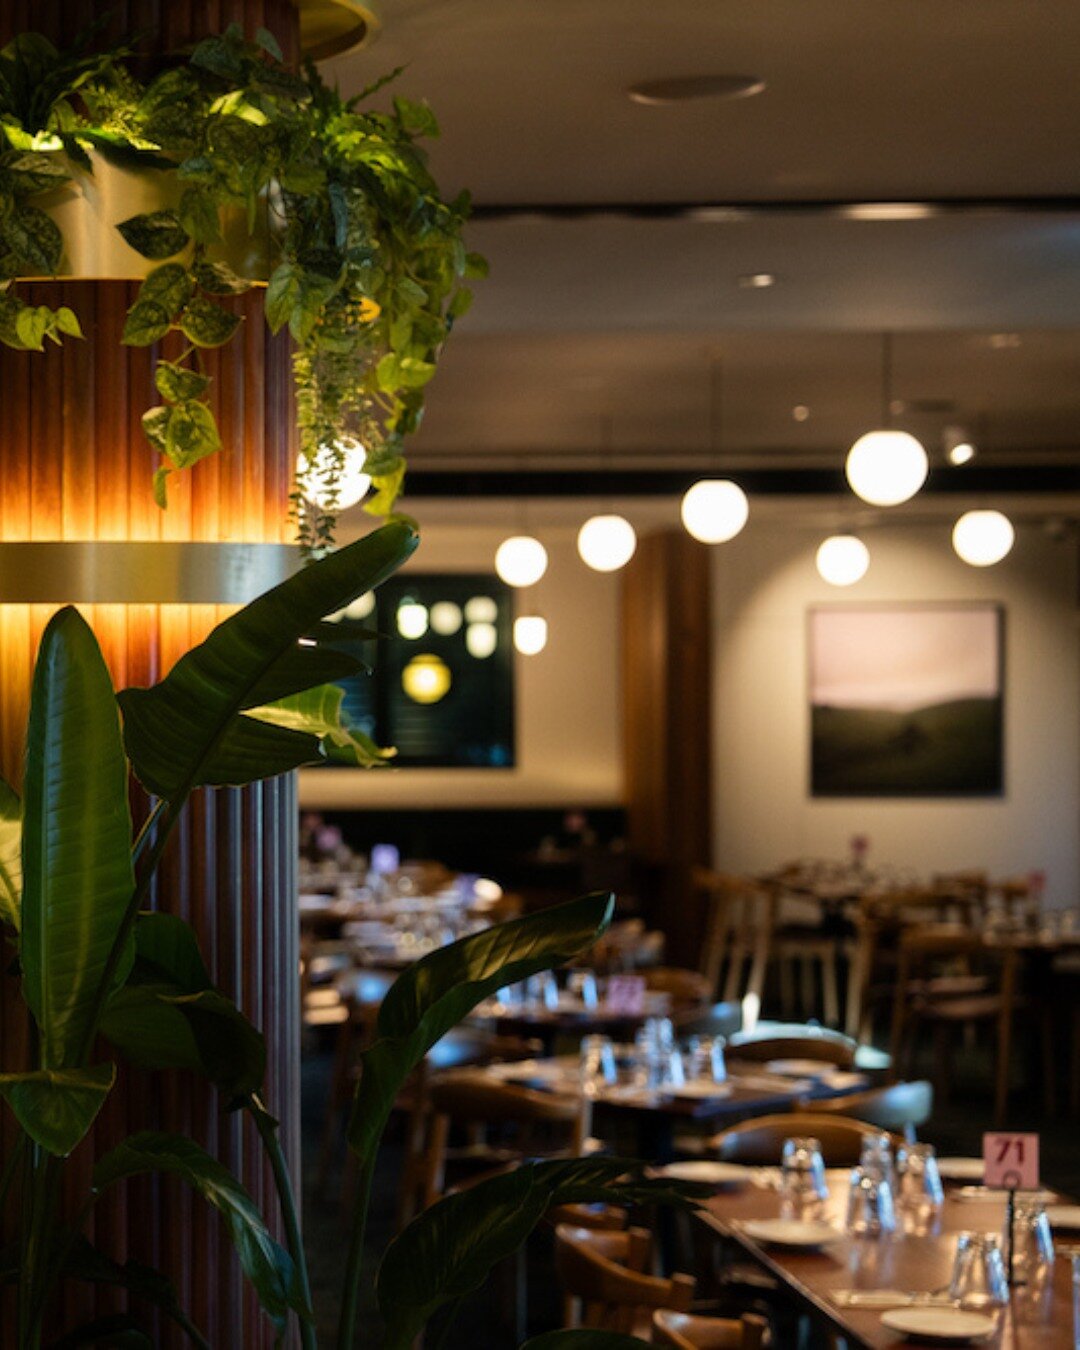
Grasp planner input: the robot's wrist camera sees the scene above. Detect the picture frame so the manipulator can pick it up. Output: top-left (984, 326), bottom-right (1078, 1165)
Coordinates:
top-left (808, 602), bottom-right (1005, 797)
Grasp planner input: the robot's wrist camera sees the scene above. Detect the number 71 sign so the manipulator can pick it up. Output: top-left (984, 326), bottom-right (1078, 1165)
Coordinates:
top-left (983, 1132), bottom-right (1039, 1189)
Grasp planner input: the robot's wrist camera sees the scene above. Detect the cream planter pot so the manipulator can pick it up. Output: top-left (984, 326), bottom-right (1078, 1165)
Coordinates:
top-left (25, 149), bottom-right (276, 283)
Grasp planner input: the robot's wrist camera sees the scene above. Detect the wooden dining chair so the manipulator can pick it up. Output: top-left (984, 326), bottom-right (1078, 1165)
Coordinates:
top-left (643, 966), bottom-right (714, 1011)
top-left (417, 1071), bottom-right (594, 1211)
top-left (652, 1309), bottom-right (768, 1349)
top-left (711, 1112), bottom-right (898, 1166)
top-left (845, 886), bottom-right (985, 1041)
top-left (725, 1028), bottom-right (856, 1069)
top-left (555, 1224), bottom-right (695, 1335)
top-left (693, 869), bottom-right (776, 1005)
top-left (888, 925), bottom-right (1022, 1123)
top-left (799, 1079), bottom-right (934, 1142)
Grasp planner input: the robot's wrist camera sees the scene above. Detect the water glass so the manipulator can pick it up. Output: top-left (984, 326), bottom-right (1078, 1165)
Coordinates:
top-left (896, 1142), bottom-right (944, 1235)
top-left (579, 1034), bottom-right (617, 1098)
top-left (1007, 1193), bottom-right (1054, 1285)
top-left (641, 1016), bottom-right (676, 1053)
top-left (526, 971), bottom-right (559, 1011)
top-left (846, 1166), bottom-right (896, 1237)
top-left (859, 1132), bottom-right (896, 1187)
top-left (685, 1035), bottom-right (727, 1084)
top-left (781, 1137), bottom-right (828, 1221)
top-left (949, 1232), bottom-right (1009, 1311)
top-left (568, 969), bottom-right (599, 1009)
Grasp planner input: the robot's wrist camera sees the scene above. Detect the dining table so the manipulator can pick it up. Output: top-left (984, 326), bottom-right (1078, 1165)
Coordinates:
top-left (695, 1166), bottom-right (1080, 1348)
top-left (478, 1055), bottom-right (871, 1161)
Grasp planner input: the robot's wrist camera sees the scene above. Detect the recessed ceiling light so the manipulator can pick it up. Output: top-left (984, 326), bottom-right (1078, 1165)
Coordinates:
top-left (948, 442), bottom-right (976, 466)
top-left (738, 272), bottom-right (775, 289)
top-left (627, 74), bottom-right (766, 105)
top-left (792, 405), bottom-right (811, 422)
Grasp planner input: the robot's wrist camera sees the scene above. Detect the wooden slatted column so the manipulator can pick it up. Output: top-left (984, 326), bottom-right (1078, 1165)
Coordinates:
top-left (0, 5), bottom-right (302, 1345)
top-left (621, 529), bottom-right (713, 968)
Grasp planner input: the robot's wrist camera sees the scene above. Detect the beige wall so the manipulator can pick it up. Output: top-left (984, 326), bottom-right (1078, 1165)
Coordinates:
top-left (711, 510), bottom-right (1080, 906)
top-left (299, 501), bottom-right (624, 809)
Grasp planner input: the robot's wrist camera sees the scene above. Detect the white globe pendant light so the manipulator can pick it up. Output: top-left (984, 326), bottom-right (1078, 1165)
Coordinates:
top-left (495, 535), bottom-right (548, 588)
top-left (952, 509), bottom-right (1015, 566)
top-left (296, 436), bottom-right (371, 510)
top-left (845, 335), bottom-right (928, 507)
top-left (577, 513), bottom-right (637, 572)
top-left (816, 534), bottom-right (870, 587)
top-left (514, 614), bottom-right (548, 655)
top-left (681, 355), bottom-right (749, 544)
top-left (681, 479), bottom-right (749, 543)
top-left (845, 428), bottom-right (928, 506)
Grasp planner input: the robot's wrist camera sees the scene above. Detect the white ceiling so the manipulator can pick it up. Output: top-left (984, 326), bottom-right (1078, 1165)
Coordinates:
top-left (327, 1), bottom-right (1080, 476)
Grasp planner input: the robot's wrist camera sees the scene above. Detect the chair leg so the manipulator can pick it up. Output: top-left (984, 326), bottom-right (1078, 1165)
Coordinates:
top-left (1040, 1001), bottom-right (1057, 1118)
top-left (1072, 1006), bottom-right (1080, 1119)
top-left (799, 955), bottom-right (815, 1019)
top-left (995, 1013), bottom-right (1013, 1126)
top-left (779, 952), bottom-right (796, 1019)
top-left (932, 1023), bottom-right (952, 1105)
top-left (821, 950), bottom-right (840, 1028)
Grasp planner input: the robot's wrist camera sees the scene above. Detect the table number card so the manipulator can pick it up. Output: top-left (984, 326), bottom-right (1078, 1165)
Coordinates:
top-left (605, 974), bottom-right (647, 1014)
top-left (983, 1132), bottom-right (1039, 1190)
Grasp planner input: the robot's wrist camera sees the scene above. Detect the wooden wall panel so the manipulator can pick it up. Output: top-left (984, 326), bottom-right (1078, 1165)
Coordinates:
top-left (0, 4), bottom-right (302, 1345)
top-left (621, 530), bottom-right (713, 968)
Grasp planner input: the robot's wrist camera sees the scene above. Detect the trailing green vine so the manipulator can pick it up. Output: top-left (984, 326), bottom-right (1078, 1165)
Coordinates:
top-left (0, 24), bottom-right (480, 546)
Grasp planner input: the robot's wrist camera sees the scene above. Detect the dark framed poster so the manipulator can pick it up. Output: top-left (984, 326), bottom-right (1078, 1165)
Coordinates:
top-left (808, 603), bottom-right (1004, 797)
top-left (329, 573), bottom-right (516, 769)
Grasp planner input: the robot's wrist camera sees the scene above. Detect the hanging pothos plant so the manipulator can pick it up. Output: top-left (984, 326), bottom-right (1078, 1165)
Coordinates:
top-left (0, 23), bottom-right (483, 548)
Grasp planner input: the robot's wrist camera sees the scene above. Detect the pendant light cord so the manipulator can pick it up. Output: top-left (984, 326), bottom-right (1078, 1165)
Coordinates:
top-left (881, 332), bottom-right (894, 427)
top-left (709, 353), bottom-right (724, 472)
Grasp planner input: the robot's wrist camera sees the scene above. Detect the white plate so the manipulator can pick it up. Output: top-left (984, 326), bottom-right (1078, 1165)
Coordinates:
top-left (936, 1157), bottom-right (985, 1182)
top-left (671, 1080), bottom-right (733, 1100)
top-left (879, 1307), bottom-right (996, 1343)
top-left (658, 1161), bottom-right (750, 1186)
top-left (1047, 1203), bottom-right (1080, 1231)
top-left (764, 1058), bottom-right (834, 1078)
top-left (741, 1218), bottom-right (839, 1249)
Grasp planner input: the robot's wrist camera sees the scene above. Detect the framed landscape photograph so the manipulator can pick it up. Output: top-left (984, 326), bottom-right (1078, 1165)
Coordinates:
top-left (808, 603), bottom-right (1004, 796)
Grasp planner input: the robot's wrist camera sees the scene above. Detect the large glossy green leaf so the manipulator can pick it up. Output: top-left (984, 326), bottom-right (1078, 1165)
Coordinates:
top-left (21, 607), bottom-right (135, 1068)
top-left (0, 778), bottom-right (21, 931)
top-left (377, 1157), bottom-right (701, 1349)
top-left (245, 683), bottom-right (393, 769)
top-left (118, 522), bottom-right (417, 799)
top-left (101, 912), bottom-right (265, 1099)
top-left (522, 1336), bottom-right (650, 1349)
top-left (63, 1235), bottom-right (211, 1349)
top-left (0, 1063), bottom-right (115, 1156)
top-left (93, 1132), bottom-right (307, 1333)
top-left (130, 911), bottom-right (211, 991)
top-left (348, 893), bottom-right (613, 1164)
top-left (101, 985), bottom-right (265, 1100)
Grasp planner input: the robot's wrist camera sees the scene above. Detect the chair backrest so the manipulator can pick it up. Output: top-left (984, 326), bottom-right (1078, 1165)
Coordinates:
top-left (643, 966), bottom-right (713, 1009)
top-left (653, 1310), bottom-right (768, 1349)
top-left (555, 1225), bottom-right (695, 1333)
top-left (712, 1112), bottom-right (898, 1166)
top-left (800, 1079), bottom-right (933, 1141)
top-left (674, 1001), bottom-right (743, 1040)
top-left (692, 868), bottom-right (776, 1003)
top-left (422, 1072), bottom-right (592, 1206)
top-left (726, 1028), bottom-right (856, 1068)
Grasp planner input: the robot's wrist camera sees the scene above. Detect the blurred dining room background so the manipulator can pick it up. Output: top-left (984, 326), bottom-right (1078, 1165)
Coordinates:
top-left (293, 1), bottom-right (1080, 1346)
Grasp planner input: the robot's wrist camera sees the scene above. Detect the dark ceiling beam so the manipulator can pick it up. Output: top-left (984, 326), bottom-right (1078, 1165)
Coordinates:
top-left (471, 196), bottom-right (1080, 223)
top-left (407, 465), bottom-right (1080, 497)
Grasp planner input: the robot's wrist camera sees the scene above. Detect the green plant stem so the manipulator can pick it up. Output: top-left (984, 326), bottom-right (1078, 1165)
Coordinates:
top-left (74, 796), bottom-right (184, 1066)
top-left (336, 1153), bottom-right (375, 1350)
top-left (0, 1133), bottom-right (25, 1215)
top-left (248, 1094), bottom-right (316, 1350)
top-left (20, 1148), bottom-right (60, 1349)
top-left (131, 796), bottom-right (167, 867)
